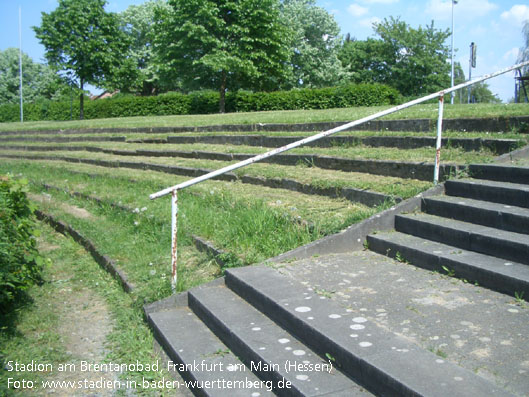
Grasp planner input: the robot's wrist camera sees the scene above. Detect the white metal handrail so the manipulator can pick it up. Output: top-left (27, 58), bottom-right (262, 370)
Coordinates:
top-left (150, 61), bottom-right (529, 291)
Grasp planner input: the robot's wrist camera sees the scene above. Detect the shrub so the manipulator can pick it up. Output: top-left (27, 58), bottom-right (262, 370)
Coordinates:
top-left (0, 175), bottom-right (45, 312)
top-left (0, 83), bottom-right (401, 122)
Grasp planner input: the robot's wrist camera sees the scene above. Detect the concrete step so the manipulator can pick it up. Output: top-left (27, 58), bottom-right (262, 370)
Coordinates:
top-left (422, 195), bottom-right (529, 234)
top-left (367, 231), bottom-right (529, 297)
top-left (445, 179), bottom-right (529, 208)
top-left (225, 265), bottom-right (512, 397)
top-left (188, 283), bottom-right (370, 396)
top-left (395, 213), bottom-right (529, 265)
top-left (165, 135), bottom-right (519, 153)
top-left (469, 164), bottom-right (529, 185)
top-left (147, 303), bottom-right (274, 396)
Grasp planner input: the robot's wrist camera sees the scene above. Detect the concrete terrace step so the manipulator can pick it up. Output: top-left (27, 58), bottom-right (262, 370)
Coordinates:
top-left (445, 179), bottom-right (529, 208)
top-left (469, 164), bottom-right (529, 185)
top-left (422, 195), bottom-right (529, 234)
top-left (395, 213), bottom-right (529, 265)
top-left (367, 231), bottom-right (529, 297)
top-left (164, 135), bottom-right (519, 154)
top-left (188, 283), bottom-right (370, 396)
top-left (225, 265), bottom-right (512, 397)
top-left (147, 303), bottom-right (274, 396)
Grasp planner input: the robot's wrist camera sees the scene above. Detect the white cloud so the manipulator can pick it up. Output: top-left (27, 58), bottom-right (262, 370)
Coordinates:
top-left (360, 16), bottom-right (382, 28)
top-left (500, 5), bottom-right (529, 26)
top-left (503, 48), bottom-right (520, 61)
top-left (347, 4), bottom-right (369, 17)
top-left (358, 0), bottom-right (399, 4)
top-left (425, 0), bottom-right (497, 21)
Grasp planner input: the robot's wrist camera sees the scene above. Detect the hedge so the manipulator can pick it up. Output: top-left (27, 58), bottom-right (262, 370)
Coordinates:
top-left (0, 83), bottom-right (400, 122)
top-left (0, 175), bottom-right (45, 312)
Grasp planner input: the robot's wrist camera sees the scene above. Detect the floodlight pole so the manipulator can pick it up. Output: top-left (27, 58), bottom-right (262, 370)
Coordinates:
top-left (450, 0), bottom-right (457, 105)
top-left (18, 6), bottom-right (23, 123)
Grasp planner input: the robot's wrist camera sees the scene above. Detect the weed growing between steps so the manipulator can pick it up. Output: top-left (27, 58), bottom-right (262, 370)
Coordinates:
top-left (0, 223), bottom-right (178, 396)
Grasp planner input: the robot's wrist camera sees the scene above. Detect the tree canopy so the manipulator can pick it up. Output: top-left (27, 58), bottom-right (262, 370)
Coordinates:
top-left (340, 17), bottom-right (451, 98)
top-left (155, 0), bottom-right (291, 112)
top-left (280, 0), bottom-right (348, 89)
top-left (0, 48), bottom-right (72, 105)
top-left (33, 0), bottom-right (129, 119)
top-left (110, 0), bottom-right (171, 95)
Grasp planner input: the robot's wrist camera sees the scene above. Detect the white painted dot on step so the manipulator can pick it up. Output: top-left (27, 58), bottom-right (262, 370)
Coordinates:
top-left (359, 342), bottom-right (372, 347)
top-left (259, 347), bottom-right (266, 351)
top-left (454, 377), bottom-right (463, 381)
top-left (508, 308), bottom-right (519, 313)
top-left (352, 317), bottom-right (367, 323)
top-left (296, 374), bottom-right (309, 381)
top-left (278, 338), bottom-right (290, 344)
top-left (285, 347), bottom-right (292, 351)
top-left (329, 314), bottom-right (341, 319)
top-left (350, 334), bottom-right (358, 338)
top-left (252, 393), bottom-right (261, 397)
top-left (307, 316), bottom-right (314, 320)
top-left (295, 306), bottom-right (311, 313)
top-left (293, 350), bottom-right (306, 356)
top-left (350, 324), bottom-right (365, 330)
top-left (504, 262), bottom-right (513, 266)
top-left (226, 364), bottom-right (237, 372)
top-left (436, 359), bottom-right (444, 364)
top-left (252, 327), bottom-right (261, 331)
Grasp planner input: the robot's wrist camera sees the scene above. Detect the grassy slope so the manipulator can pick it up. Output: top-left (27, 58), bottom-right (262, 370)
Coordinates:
top-left (0, 103), bottom-right (527, 132)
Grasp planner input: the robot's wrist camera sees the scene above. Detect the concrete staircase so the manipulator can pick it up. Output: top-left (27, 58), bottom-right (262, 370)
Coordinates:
top-left (145, 163), bottom-right (527, 396)
top-left (368, 164), bottom-right (529, 298)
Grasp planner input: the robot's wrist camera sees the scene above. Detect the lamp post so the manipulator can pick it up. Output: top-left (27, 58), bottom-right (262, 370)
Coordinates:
top-left (450, 0), bottom-right (458, 105)
top-left (19, 6), bottom-right (23, 122)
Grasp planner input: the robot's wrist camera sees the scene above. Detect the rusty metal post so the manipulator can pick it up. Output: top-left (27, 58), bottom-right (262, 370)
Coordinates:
top-left (170, 189), bottom-right (178, 292)
top-left (434, 93), bottom-right (445, 185)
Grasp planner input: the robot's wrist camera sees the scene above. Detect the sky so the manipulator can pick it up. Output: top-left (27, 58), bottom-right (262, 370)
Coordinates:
top-left (0, 0), bottom-right (528, 102)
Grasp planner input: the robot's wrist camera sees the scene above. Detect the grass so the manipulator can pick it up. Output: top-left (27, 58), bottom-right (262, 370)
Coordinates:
top-left (0, 103), bottom-right (527, 132)
top-left (0, 140), bottom-right (501, 163)
top-left (0, 158), bottom-right (380, 232)
top-left (0, 152), bottom-right (432, 198)
top-left (2, 160), bottom-right (362, 301)
top-left (0, 223), bottom-right (176, 396)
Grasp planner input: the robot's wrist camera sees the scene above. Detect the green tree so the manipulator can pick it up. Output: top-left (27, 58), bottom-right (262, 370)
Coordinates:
top-left (340, 17), bottom-right (451, 97)
top-left (338, 37), bottom-right (389, 85)
top-left (0, 48), bottom-right (72, 105)
top-left (373, 17), bottom-right (451, 97)
top-left (155, 0), bottom-right (291, 113)
top-left (33, 0), bottom-right (129, 119)
top-left (280, 0), bottom-right (348, 88)
top-left (111, 0), bottom-right (171, 95)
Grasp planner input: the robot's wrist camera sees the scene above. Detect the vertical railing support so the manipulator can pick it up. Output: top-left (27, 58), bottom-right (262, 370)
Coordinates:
top-left (434, 93), bottom-right (445, 185)
top-left (170, 189), bottom-right (178, 292)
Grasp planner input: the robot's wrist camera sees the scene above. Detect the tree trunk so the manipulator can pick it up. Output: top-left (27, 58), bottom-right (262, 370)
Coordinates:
top-left (79, 78), bottom-right (84, 120)
top-left (219, 71), bottom-right (226, 113)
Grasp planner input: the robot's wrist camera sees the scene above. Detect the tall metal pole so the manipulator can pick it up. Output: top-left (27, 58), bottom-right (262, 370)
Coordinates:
top-left (450, 0), bottom-right (457, 105)
top-left (468, 43), bottom-right (473, 104)
top-left (18, 6), bottom-right (23, 123)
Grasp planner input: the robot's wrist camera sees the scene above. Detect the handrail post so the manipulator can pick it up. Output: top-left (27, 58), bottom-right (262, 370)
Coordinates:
top-left (171, 189), bottom-right (178, 292)
top-left (434, 93), bottom-right (445, 184)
